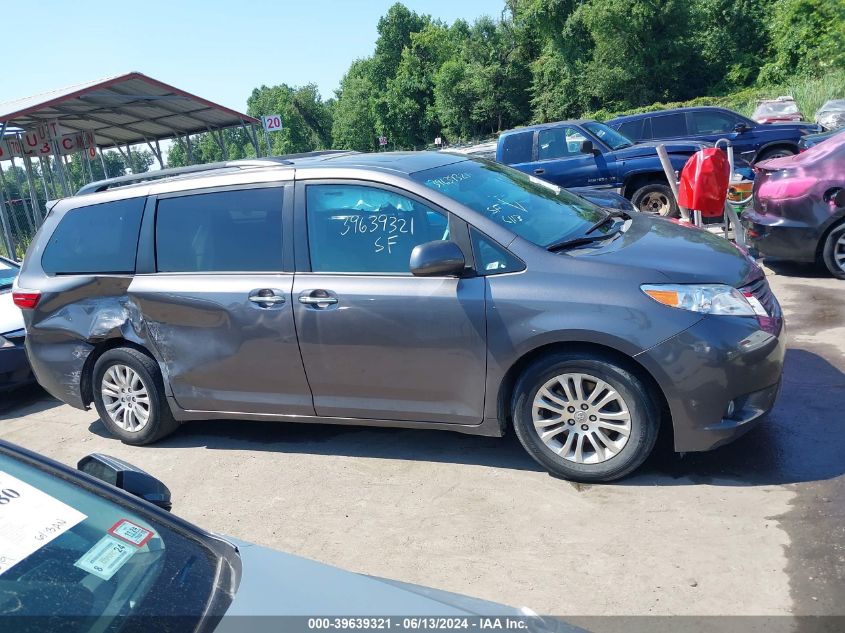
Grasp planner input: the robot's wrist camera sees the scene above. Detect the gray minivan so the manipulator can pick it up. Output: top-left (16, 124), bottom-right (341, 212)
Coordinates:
top-left (14, 152), bottom-right (785, 482)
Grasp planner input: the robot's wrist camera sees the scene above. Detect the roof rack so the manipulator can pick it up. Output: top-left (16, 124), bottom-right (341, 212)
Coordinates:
top-left (74, 150), bottom-right (356, 196)
top-left (75, 158), bottom-right (285, 196)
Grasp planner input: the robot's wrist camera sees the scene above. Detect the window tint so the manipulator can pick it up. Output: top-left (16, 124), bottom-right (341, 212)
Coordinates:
top-left (500, 132), bottom-right (533, 164)
top-left (616, 119), bottom-right (644, 141)
top-left (42, 198), bottom-right (144, 274)
top-left (471, 229), bottom-right (524, 275)
top-left (537, 127), bottom-right (585, 160)
top-left (691, 111), bottom-right (737, 134)
top-left (156, 188), bottom-right (282, 272)
top-left (649, 113), bottom-right (687, 138)
top-left (306, 184), bottom-right (448, 274)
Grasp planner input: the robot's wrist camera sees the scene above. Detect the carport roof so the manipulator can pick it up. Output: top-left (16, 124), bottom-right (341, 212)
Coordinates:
top-left (0, 72), bottom-right (259, 148)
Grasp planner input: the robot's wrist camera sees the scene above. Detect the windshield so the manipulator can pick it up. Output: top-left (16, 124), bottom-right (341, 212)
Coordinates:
top-left (0, 447), bottom-right (231, 628)
top-left (582, 122), bottom-right (633, 150)
top-left (0, 259), bottom-right (18, 289)
top-left (412, 159), bottom-right (608, 247)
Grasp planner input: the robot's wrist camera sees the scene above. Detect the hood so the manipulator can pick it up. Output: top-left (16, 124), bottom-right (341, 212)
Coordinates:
top-left (757, 120), bottom-right (819, 132)
top-left (577, 214), bottom-right (761, 287)
top-left (615, 140), bottom-right (708, 158)
top-left (0, 290), bottom-right (24, 335)
top-left (225, 541), bottom-right (524, 617)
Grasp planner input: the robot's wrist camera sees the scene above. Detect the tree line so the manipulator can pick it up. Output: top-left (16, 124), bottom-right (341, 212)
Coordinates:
top-left (165, 0), bottom-right (841, 164)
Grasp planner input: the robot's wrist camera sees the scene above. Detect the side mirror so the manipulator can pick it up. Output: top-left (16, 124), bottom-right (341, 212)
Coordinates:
top-left (734, 123), bottom-right (750, 134)
top-left (78, 453), bottom-right (172, 511)
top-left (579, 140), bottom-right (595, 154)
top-left (410, 240), bottom-right (465, 277)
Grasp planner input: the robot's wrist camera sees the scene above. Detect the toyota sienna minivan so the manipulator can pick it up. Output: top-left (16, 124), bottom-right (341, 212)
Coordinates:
top-left (14, 152), bottom-right (785, 482)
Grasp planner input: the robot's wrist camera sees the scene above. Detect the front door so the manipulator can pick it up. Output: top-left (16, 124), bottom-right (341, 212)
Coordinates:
top-left (527, 126), bottom-right (615, 189)
top-left (130, 186), bottom-right (314, 415)
top-left (292, 181), bottom-right (487, 424)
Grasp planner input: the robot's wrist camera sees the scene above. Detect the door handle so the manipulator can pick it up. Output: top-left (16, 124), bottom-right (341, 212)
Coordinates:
top-left (249, 295), bottom-right (285, 304)
top-left (248, 288), bottom-right (286, 307)
top-left (534, 168), bottom-right (545, 175)
top-left (299, 296), bottom-right (338, 305)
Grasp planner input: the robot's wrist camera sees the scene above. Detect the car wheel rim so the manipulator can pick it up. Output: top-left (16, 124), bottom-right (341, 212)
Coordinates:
top-left (639, 191), bottom-right (670, 216)
top-left (835, 232), bottom-right (845, 271)
top-left (532, 372), bottom-right (632, 464)
top-left (101, 364), bottom-right (151, 432)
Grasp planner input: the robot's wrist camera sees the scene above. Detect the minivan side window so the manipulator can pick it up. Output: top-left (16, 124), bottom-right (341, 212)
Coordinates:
top-left (649, 113), bottom-right (687, 138)
top-left (155, 188), bottom-right (283, 273)
top-left (470, 229), bottom-right (524, 275)
top-left (500, 131), bottom-right (533, 165)
top-left (306, 184), bottom-right (448, 274)
top-left (42, 198), bottom-right (144, 274)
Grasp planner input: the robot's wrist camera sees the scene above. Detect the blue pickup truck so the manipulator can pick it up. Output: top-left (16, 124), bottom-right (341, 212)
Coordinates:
top-left (495, 120), bottom-right (713, 217)
top-left (606, 106), bottom-right (820, 163)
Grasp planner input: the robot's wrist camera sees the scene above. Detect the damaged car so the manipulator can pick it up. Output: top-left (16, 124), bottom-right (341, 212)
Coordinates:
top-left (15, 153), bottom-right (784, 482)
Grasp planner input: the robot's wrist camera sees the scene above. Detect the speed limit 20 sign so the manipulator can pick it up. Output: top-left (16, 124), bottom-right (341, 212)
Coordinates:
top-left (262, 115), bottom-right (283, 132)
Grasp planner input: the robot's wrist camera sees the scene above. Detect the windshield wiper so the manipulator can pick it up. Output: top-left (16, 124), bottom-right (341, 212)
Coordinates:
top-left (546, 228), bottom-right (622, 252)
top-left (584, 209), bottom-right (628, 235)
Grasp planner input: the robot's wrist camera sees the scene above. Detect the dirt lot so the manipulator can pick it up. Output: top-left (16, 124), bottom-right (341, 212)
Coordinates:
top-left (1, 262), bottom-right (843, 619)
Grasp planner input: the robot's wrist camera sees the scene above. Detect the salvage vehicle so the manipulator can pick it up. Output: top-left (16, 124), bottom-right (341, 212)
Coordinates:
top-left (798, 128), bottom-right (844, 151)
top-left (0, 256), bottom-right (32, 392)
top-left (15, 153), bottom-right (784, 482)
top-left (607, 106), bottom-right (820, 163)
top-left (495, 120), bottom-right (716, 217)
top-left (814, 99), bottom-right (845, 131)
top-left (751, 97), bottom-right (803, 124)
top-left (0, 439), bottom-right (559, 631)
top-left (742, 132), bottom-right (845, 279)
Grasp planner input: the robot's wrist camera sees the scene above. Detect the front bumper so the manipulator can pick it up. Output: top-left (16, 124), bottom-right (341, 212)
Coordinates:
top-left (741, 210), bottom-right (819, 263)
top-left (636, 312), bottom-right (785, 452)
top-left (0, 343), bottom-right (34, 391)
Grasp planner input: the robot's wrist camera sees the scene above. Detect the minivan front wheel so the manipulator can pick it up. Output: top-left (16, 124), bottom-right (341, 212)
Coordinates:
top-left (512, 353), bottom-right (659, 482)
top-left (92, 348), bottom-right (179, 445)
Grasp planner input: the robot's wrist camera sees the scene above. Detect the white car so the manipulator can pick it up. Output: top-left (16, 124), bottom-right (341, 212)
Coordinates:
top-left (815, 99), bottom-right (845, 131)
top-left (1, 256), bottom-right (31, 391)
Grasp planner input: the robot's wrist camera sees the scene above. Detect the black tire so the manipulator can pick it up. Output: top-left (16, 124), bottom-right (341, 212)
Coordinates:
top-left (511, 352), bottom-right (660, 483)
top-left (92, 347), bottom-right (179, 445)
top-left (631, 183), bottom-right (679, 218)
top-left (756, 147), bottom-right (796, 162)
top-left (822, 221), bottom-right (845, 280)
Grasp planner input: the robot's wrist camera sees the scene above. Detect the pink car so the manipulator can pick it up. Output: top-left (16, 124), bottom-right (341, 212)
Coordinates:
top-left (741, 132), bottom-right (845, 278)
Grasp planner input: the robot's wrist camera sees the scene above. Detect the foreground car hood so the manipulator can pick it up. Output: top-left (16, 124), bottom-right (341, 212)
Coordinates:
top-left (616, 140), bottom-right (708, 158)
top-left (581, 214), bottom-right (761, 286)
top-left (226, 541), bottom-right (524, 616)
top-left (0, 291), bottom-right (24, 334)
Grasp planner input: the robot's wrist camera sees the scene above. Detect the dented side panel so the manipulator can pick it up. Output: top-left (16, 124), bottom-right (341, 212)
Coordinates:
top-left (22, 276), bottom-right (145, 408)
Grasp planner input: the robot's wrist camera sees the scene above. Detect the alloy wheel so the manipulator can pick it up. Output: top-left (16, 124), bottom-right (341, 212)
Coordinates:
top-left (532, 372), bottom-right (632, 464)
top-left (101, 364), bottom-right (151, 432)
top-left (834, 232), bottom-right (845, 272)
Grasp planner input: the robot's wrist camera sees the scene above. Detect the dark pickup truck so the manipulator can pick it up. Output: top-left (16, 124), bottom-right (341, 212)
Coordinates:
top-left (495, 120), bottom-right (719, 217)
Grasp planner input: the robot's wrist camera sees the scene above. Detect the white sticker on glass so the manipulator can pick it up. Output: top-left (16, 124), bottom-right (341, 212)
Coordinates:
top-left (0, 471), bottom-right (87, 576)
top-left (74, 534), bottom-right (135, 581)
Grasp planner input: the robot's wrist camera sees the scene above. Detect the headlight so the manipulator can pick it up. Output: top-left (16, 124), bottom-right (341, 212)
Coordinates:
top-left (641, 284), bottom-right (755, 316)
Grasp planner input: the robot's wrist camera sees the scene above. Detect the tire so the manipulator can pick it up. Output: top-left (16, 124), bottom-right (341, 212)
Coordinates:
top-left (511, 352), bottom-right (660, 483)
top-left (756, 147), bottom-right (796, 162)
top-left (822, 221), bottom-right (845, 280)
top-left (631, 183), bottom-right (679, 218)
top-left (92, 347), bottom-right (179, 445)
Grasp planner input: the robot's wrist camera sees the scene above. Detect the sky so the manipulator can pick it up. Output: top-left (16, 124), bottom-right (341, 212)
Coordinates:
top-left (2, 0), bottom-right (504, 113)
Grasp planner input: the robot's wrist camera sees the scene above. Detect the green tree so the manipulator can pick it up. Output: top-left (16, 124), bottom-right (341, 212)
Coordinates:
top-left (333, 59), bottom-right (380, 151)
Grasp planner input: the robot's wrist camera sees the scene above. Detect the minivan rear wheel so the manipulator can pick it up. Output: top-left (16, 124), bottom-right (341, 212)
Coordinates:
top-left (92, 347), bottom-right (179, 445)
top-left (511, 352), bottom-right (659, 482)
